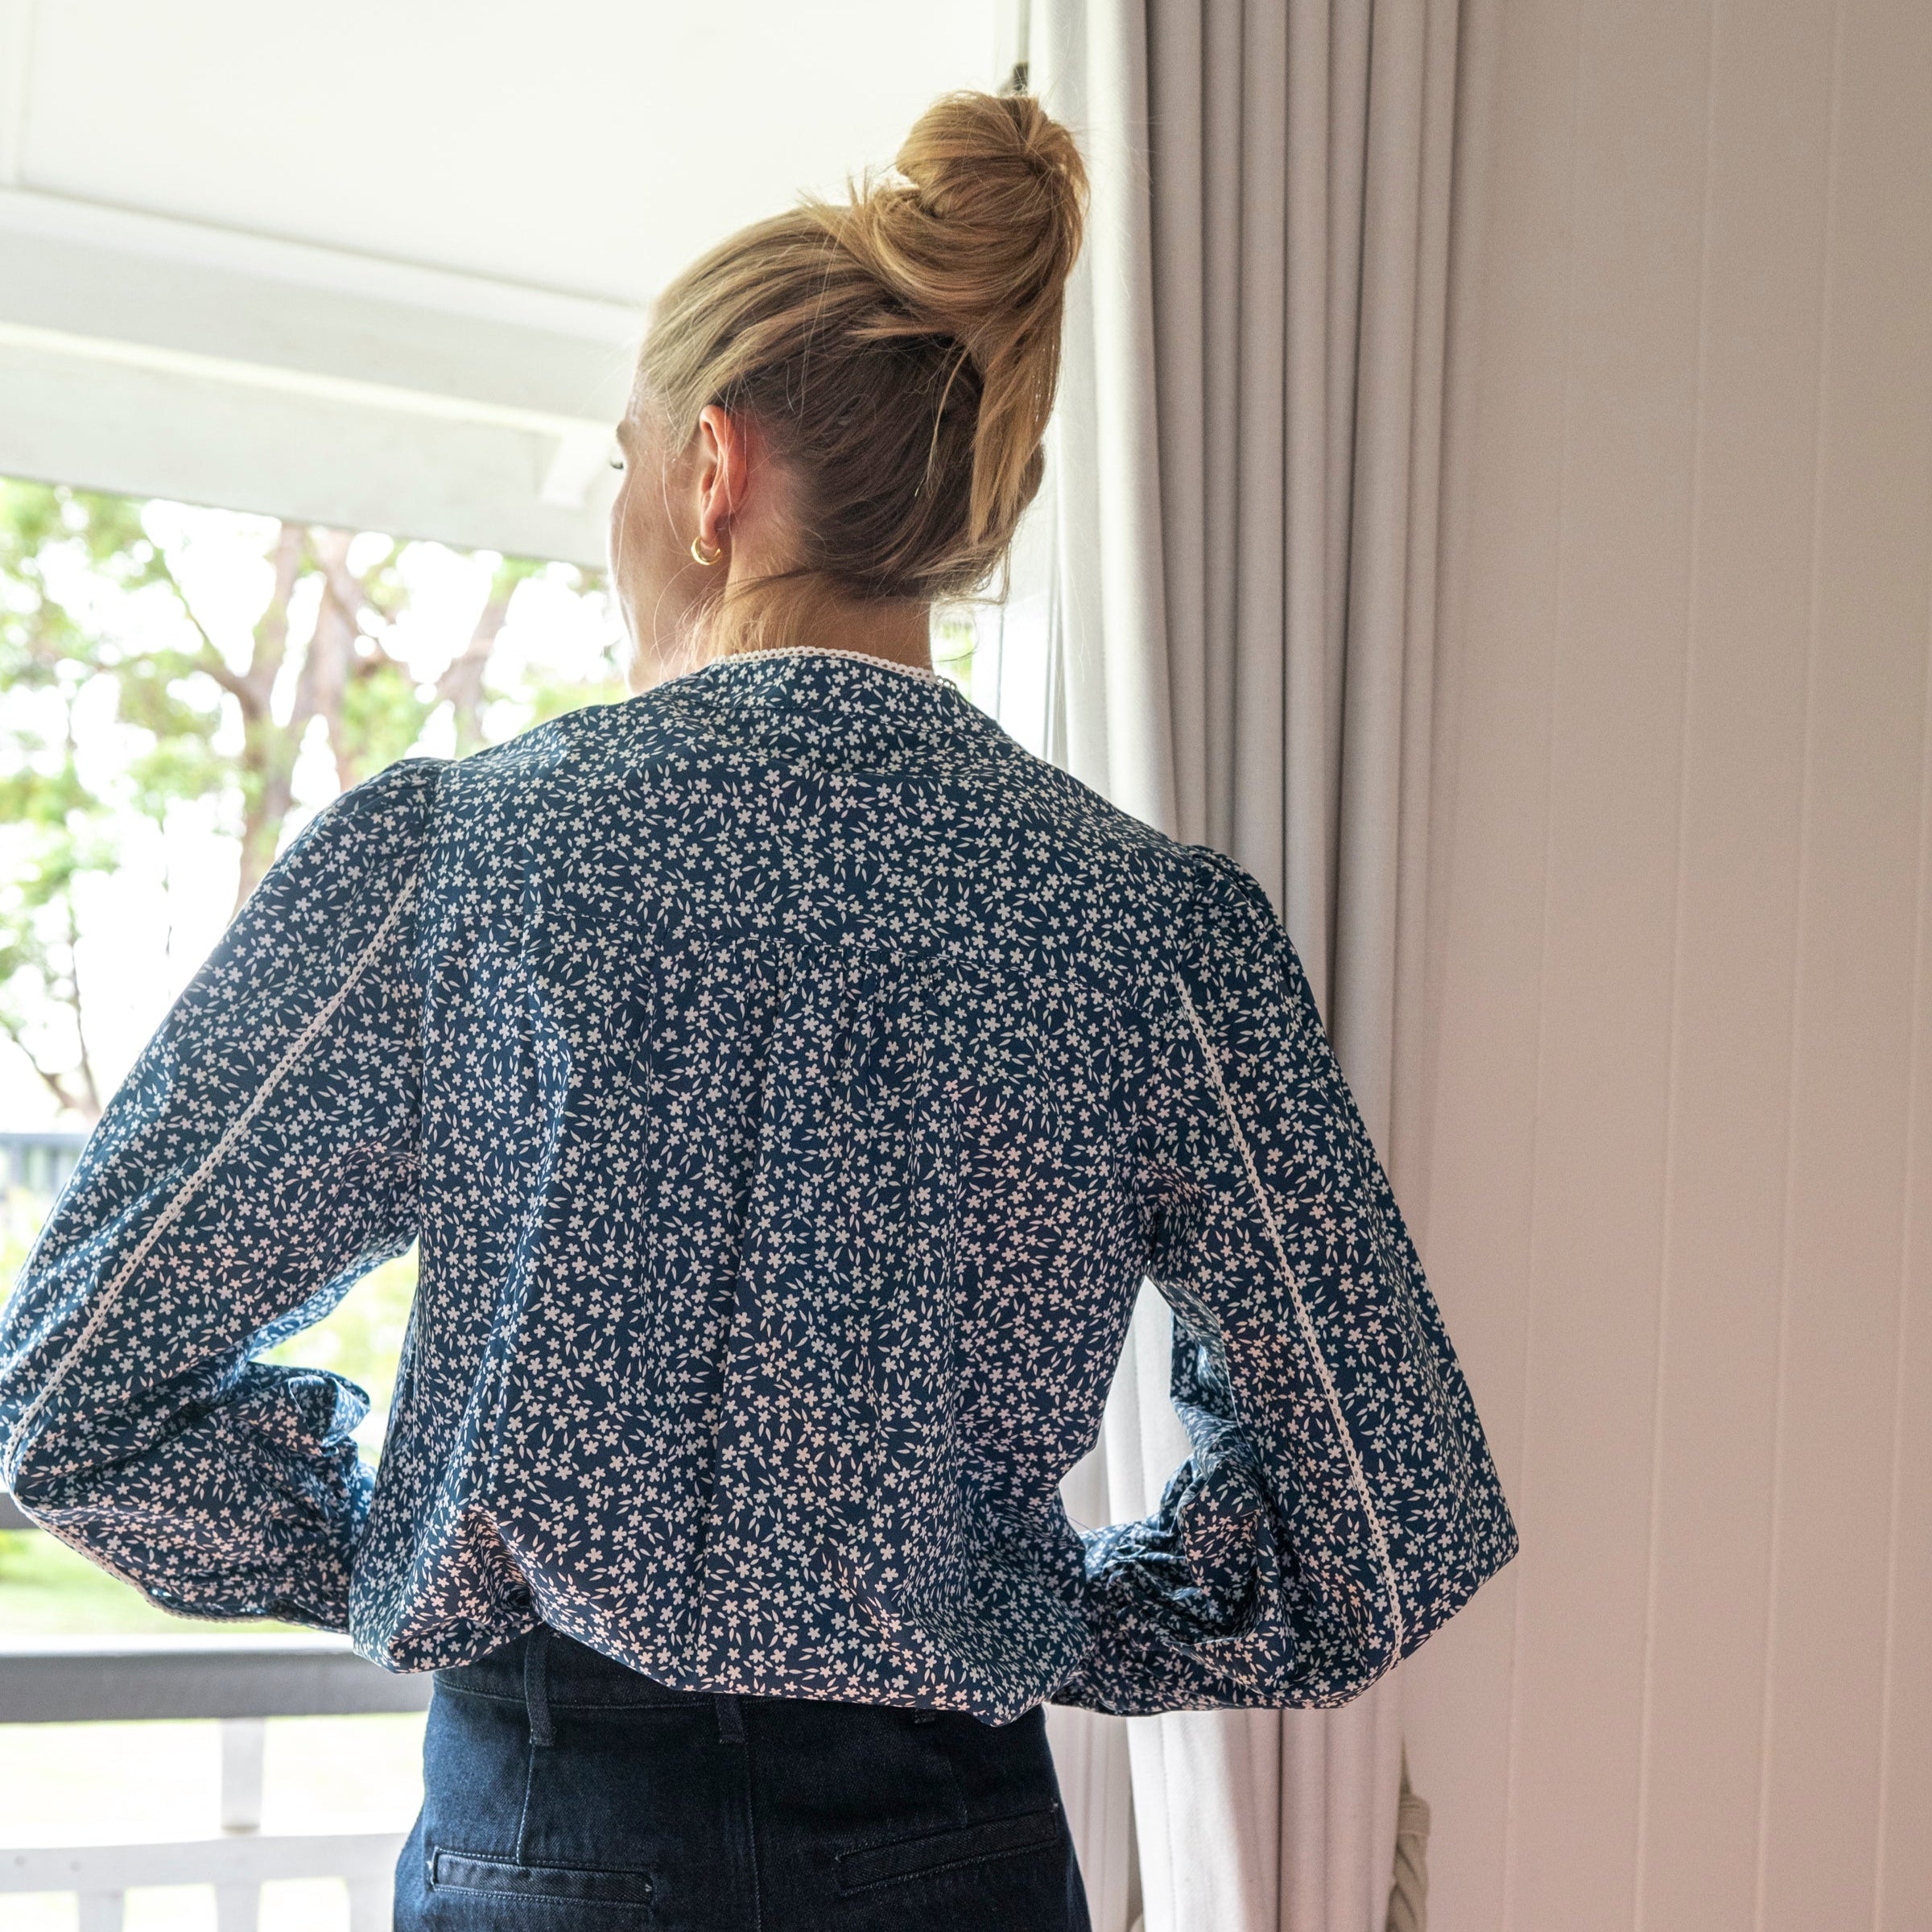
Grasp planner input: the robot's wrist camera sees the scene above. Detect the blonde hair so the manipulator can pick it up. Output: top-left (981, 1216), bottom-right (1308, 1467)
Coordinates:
top-left (637, 88), bottom-right (1088, 655)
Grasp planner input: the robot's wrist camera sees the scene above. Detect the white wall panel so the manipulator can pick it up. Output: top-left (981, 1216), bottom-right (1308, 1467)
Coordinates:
top-left (1409, 1), bottom-right (1932, 1927)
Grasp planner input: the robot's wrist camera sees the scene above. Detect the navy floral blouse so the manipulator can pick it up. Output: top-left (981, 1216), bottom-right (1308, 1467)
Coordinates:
top-left (0, 646), bottom-right (1516, 1723)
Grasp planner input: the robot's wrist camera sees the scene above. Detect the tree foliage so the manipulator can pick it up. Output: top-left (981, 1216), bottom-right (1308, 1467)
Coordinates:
top-left (0, 478), bottom-right (618, 1122)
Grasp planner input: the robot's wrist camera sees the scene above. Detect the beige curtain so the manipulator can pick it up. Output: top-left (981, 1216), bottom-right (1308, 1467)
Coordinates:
top-left (1004, 2), bottom-right (1471, 1926)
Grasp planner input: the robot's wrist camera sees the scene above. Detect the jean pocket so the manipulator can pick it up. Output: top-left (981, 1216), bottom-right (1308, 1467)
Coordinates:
top-left (428, 1845), bottom-right (657, 1909)
top-left (834, 1803), bottom-right (1066, 1895)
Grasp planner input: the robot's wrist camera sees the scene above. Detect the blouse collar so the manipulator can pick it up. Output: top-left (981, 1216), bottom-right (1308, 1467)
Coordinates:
top-left (699, 644), bottom-right (948, 686)
top-left (633, 638), bottom-right (1009, 766)
top-left (658, 643), bottom-right (951, 694)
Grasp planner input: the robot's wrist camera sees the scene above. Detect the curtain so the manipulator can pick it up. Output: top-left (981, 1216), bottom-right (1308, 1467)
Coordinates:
top-left (991, 2), bottom-right (1472, 1926)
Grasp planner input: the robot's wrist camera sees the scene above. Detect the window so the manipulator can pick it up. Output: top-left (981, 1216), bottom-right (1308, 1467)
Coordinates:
top-left (0, 474), bottom-right (625, 1633)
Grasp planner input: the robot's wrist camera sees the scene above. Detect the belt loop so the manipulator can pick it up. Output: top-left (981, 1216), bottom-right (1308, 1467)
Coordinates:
top-left (714, 1692), bottom-right (745, 1744)
top-left (525, 1625), bottom-right (555, 1748)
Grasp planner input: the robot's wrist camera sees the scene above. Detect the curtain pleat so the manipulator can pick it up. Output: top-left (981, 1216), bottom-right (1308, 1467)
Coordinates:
top-left (1020, 3), bottom-right (1467, 1926)
top-left (1147, 0), bottom-right (1208, 841)
top-left (1336, 0), bottom-right (1421, 1125)
top-left (1200, 1), bottom-right (1245, 854)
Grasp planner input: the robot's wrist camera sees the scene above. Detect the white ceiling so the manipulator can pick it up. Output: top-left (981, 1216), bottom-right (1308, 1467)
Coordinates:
top-left (7, 1), bottom-right (1001, 304)
top-left (0, 1), bottom-right (1009, 560)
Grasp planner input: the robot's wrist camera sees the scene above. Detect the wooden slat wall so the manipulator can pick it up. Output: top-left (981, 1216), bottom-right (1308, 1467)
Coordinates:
top-left (1405, 2), bottom-right (1931, 1927)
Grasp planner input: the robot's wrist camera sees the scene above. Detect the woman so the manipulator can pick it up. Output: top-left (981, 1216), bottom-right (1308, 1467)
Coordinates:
top-left (0, 90), bottom-right (1515, 1931)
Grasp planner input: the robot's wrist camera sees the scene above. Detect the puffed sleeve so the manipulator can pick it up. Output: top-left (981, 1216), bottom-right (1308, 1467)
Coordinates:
top-left (0, 756), bottom-right (445, 1632)
top-left (1055, 846), bottom-right (1518, 1713)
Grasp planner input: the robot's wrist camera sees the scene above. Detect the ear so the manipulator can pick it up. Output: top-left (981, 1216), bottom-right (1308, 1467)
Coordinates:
top-left (694, 403), bottom-right (753, 551)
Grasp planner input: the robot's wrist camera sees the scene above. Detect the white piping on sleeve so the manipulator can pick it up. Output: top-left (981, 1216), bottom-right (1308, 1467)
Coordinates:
top-left (1172, 969), bottom-right (1408, 1660)
top-left (8, 873), bottom-right (421, 1462)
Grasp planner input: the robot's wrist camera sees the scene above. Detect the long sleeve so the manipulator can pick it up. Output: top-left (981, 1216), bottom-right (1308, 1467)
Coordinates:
top-left (0, 757), bottom-right (444, 1632)
top-left (1055, 846), bottom-right (1519, 1714)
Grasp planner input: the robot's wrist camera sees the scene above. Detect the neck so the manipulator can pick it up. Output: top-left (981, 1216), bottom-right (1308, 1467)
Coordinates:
top-left (806, 597), bottom-right (935, 671)
top-left (708, 573), bottom-right (935, 675)
top-left (626, 572), bottom-right (940, 697)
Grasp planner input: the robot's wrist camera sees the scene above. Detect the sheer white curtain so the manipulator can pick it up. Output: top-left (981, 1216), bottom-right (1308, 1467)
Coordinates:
top-left (982, 2), bottom-right (1472, 1926)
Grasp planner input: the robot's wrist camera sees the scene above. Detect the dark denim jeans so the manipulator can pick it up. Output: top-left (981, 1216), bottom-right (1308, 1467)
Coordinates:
top-left (392, 1624), bottom-right (1093, 1931)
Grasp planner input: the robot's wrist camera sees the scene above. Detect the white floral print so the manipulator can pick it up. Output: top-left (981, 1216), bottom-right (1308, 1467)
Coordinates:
top-left (0, 646), bottom-right (1517, 1723)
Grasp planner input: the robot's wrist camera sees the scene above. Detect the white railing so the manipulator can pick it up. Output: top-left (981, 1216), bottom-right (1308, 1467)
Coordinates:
top-left (0, 1629), bottom-right (433, 1932)
top-left (0, 1130), bottom-right (88, 1203)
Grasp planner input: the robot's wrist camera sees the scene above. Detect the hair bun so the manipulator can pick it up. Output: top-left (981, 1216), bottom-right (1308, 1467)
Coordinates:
top-left (875, 90), bottom-right (1087, 349)
top-left (817, 90), bottom-right (1089, 548)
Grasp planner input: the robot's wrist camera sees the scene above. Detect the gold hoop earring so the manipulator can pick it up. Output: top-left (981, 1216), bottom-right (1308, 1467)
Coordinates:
top-left (689, 532), bottom-right (723, 567)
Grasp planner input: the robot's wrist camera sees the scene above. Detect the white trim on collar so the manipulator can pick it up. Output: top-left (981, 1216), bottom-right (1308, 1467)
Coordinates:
top-left (703, 645), bottom-right (947, 686)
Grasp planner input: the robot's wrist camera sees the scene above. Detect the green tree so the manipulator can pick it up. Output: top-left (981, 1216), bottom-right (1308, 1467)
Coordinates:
top-left (0, 477), bottom-right (617, 1123)
top-left (0, 485), bottom-right (166, 1116)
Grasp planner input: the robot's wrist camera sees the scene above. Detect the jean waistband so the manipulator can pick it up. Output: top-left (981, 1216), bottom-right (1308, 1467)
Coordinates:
top-left (433, 1624), bottom-right (724, 1711)
top-left (431, 1622), bottom-right (995, 1740)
